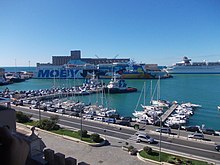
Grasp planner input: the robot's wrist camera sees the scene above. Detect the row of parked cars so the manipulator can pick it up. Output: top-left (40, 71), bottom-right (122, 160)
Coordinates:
top-left (184, 125), bottom-right (220, 136)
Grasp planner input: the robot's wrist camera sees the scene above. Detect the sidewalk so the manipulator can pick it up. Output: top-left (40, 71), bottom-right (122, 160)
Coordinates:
top-left (17, 124), bottom-right (154, 165)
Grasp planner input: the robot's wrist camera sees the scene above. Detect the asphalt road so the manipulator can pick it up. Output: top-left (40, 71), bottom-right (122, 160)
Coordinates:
top-left (14, 105), bottom-right (220, 163)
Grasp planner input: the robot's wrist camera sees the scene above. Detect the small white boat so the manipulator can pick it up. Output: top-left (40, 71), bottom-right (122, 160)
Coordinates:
top-left (151, 100), bottom-right (170, 108)
top-left (218, 106), bottom-right (220, 110)
top-left (181, 102), bottom-right (202, 108)
top-left (132, 110), bottom-right (146, 118)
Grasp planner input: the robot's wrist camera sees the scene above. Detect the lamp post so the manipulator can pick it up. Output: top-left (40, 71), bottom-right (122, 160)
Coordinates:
top-left (80, 107), bottom-right (83, 140)
top-left (178, 123), bottom-right (180, 138)
top-left (37, 100), bottom-right (41, 121)
top-left (158, 116), bottom-right (162, 162)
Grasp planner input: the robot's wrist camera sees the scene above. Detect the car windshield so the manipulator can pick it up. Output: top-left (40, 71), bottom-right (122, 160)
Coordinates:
top-left (145, 135), bottom-right (150, 139)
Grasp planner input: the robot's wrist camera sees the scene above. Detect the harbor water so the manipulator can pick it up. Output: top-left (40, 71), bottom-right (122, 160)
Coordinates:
top-left (1, 68), bottom-right (220, 130)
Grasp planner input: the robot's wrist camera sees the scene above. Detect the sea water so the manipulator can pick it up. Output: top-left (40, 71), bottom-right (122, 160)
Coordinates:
top-left (0, 68), bottom-right (220, 130)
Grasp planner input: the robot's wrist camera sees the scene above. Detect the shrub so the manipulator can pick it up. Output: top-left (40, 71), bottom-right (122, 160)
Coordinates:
top-left (37, 118), bottom-right (60, 131)
top-left (16, 111), bottom-right (32, 123)
top-left (129, 148), bottom-right (138, 155)
top-left (50, 115), bottom-right (59, 123)
top-left (90, 133), bottom-right (102, 143)
top-left (78, 130), bottom-right (88, 137)
top-left (128, 145), bottom-right (134, 152)
top-left (143, 146), bottom-right (152, 154)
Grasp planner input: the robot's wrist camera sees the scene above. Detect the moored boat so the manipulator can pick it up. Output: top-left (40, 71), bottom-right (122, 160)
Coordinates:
top-left (103, 74), bottom-right (137, 94)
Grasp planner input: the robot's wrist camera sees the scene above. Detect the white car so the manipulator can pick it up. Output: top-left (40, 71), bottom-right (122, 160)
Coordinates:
top-left (155, 127), bottom-right (171, 134)
top-left (137, 134), bottom-right (155, 144)
top-left (136, 119), bottom-right (148, 124)
top-left (94, 117), bottom-right (105, 122)
top-left (188, 132), bottom-right (204, 140)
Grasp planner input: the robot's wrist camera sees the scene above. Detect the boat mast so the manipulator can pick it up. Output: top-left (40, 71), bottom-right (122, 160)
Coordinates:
top-left (157, 76), bottom-right (160, 101)
top-left (144, 81), bottom-right (146, 106)
top-left (150, 80), bottom-right (153, 103)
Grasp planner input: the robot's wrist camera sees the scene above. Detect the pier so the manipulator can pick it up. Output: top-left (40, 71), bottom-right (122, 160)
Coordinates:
top-left (161, 104), bottom-right (178, 123)
top-left (15, 89), bottom-right (103, 102)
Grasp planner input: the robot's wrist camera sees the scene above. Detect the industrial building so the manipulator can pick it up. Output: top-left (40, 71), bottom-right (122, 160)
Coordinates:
top-left (37, 50), bottom-right (130, 67)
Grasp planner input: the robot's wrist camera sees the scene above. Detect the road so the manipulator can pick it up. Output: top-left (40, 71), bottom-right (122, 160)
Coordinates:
top-left (14, 105), bottom-right (220, 163)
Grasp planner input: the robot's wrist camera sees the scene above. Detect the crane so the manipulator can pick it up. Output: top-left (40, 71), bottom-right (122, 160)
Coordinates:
top-left (95, 54), bottom-right (99, 58)
top-left (114, 54), bottom-right (119, 59)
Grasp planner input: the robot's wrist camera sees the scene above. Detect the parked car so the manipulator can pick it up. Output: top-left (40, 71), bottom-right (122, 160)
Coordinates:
top-left (94, 117), bottom-right (105, 122)
top-left (121, 116), bottom-right (132, 122)
top-left (136, 119), bottom-right (148, 124)
top-left (201, 128), bottom-right (216, 135)
top-left (83, 115), bottom-right (94, 120)
top-left (170, 124), bottom-right (183, 129)
top-left (104, 118), bottom-right (116, 124)
top-left (118, 120), bottom-right (131, 126)
top-left (69, 112), bottom-right (80, 117)
top-left (56, 108), bottom-right (65, 114)
top-left (188, 132), bottom-right (204, 140)
top-left (155, 127), bottom-right (171, 134)
top-left (185, 126), bottom-right (200, 132)
top-left (137, 134), bottom-right (155, 144)
top-left (215, 130), bottom-right (220, 136)
top-left (215, 145), bottom-right (220, 152)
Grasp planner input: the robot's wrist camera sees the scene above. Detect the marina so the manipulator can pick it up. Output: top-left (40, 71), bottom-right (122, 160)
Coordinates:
top-left (0, 72), bottom-right (220, 130)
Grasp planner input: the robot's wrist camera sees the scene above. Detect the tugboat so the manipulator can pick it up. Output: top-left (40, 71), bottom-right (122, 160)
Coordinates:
top-left (104, 74), bottom-right (137, 94)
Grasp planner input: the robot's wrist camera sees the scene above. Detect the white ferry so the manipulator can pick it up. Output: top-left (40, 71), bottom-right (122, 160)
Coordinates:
top-left (165, 57), bottom-right (220, 74)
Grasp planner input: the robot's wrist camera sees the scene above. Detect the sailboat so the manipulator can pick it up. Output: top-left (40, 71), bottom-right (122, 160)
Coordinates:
top-left (150, 78), bottom-right (170, 108)
top-left (132, 82), bottom-right (161, 125)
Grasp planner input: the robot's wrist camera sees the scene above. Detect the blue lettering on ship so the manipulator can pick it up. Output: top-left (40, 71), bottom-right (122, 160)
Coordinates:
top-left (37, 69), bottom-right (78, 78)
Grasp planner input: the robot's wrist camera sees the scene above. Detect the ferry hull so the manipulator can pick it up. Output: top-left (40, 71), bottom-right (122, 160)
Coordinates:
top-left (34, 68), bottom-right (96, 79)
top-left (166, 67), bottom-right (220, 74)
top-left (104, 87), bottom-right (137, 94)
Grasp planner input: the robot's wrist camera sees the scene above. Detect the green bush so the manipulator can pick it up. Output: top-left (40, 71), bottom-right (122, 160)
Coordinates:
top-left (50, 115), bottom-right (59, 123)
top-left (16, 111), bottom-right (32, 123)
top-left (128, 145), bottom-right (134, 152)
top-left (143, 146), bottom-right (152, 154)
top-left (129, 148), bottom-right (138, 155)
top-left (37, 118), bottom-right (60, 131)
top-left (78, 130), bottom-right (88, 137)
top-left (90, 133), bottom-right (102, 143)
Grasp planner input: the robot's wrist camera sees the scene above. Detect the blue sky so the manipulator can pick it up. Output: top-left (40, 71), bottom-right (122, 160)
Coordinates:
top-left (0, 0), bottom-right (220, 66)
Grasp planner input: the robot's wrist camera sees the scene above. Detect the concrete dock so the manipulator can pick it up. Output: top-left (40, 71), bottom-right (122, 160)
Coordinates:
top-left (161, 104), bottom-right (178, 123)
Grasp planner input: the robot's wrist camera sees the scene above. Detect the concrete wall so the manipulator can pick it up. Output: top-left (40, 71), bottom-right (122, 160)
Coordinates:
top-left (0, 108), bottom-right (16, 131)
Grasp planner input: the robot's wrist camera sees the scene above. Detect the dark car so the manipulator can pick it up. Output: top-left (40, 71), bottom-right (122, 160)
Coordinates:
top-left (185, 126), bottom-right (200, 132)
top-left (69, 112), bottom-right (80, 117)
top-left (121, 116), bottom-right (132, 122)
top-left (215, 145), bottom-right (220, 151)
top-left (201, 128), bottom-right (216, 135)
top-left (118, 120), bottom-right (131, 126)
top-left (170, 124), bottom-right (181, 129)
top-left (156, 127), bottom-right (171, 134)
top-left (104, 118), bottom-right (116, 124)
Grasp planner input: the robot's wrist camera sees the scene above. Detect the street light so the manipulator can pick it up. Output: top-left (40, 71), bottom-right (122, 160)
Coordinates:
top-left (157, 116), bottom-right (162, 162)
top-left (80, 107), bottom-right (83, 140)
top-left (37, 100), bottom-right (41, 121)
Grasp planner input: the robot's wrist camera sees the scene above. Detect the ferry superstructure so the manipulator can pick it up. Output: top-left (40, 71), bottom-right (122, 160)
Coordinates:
top-left (34, 50), bottom-right (171, 79)
top-left (34, 62), bottom-right (170, 79)
top-left (165, 57), bottom-right (220, 74)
